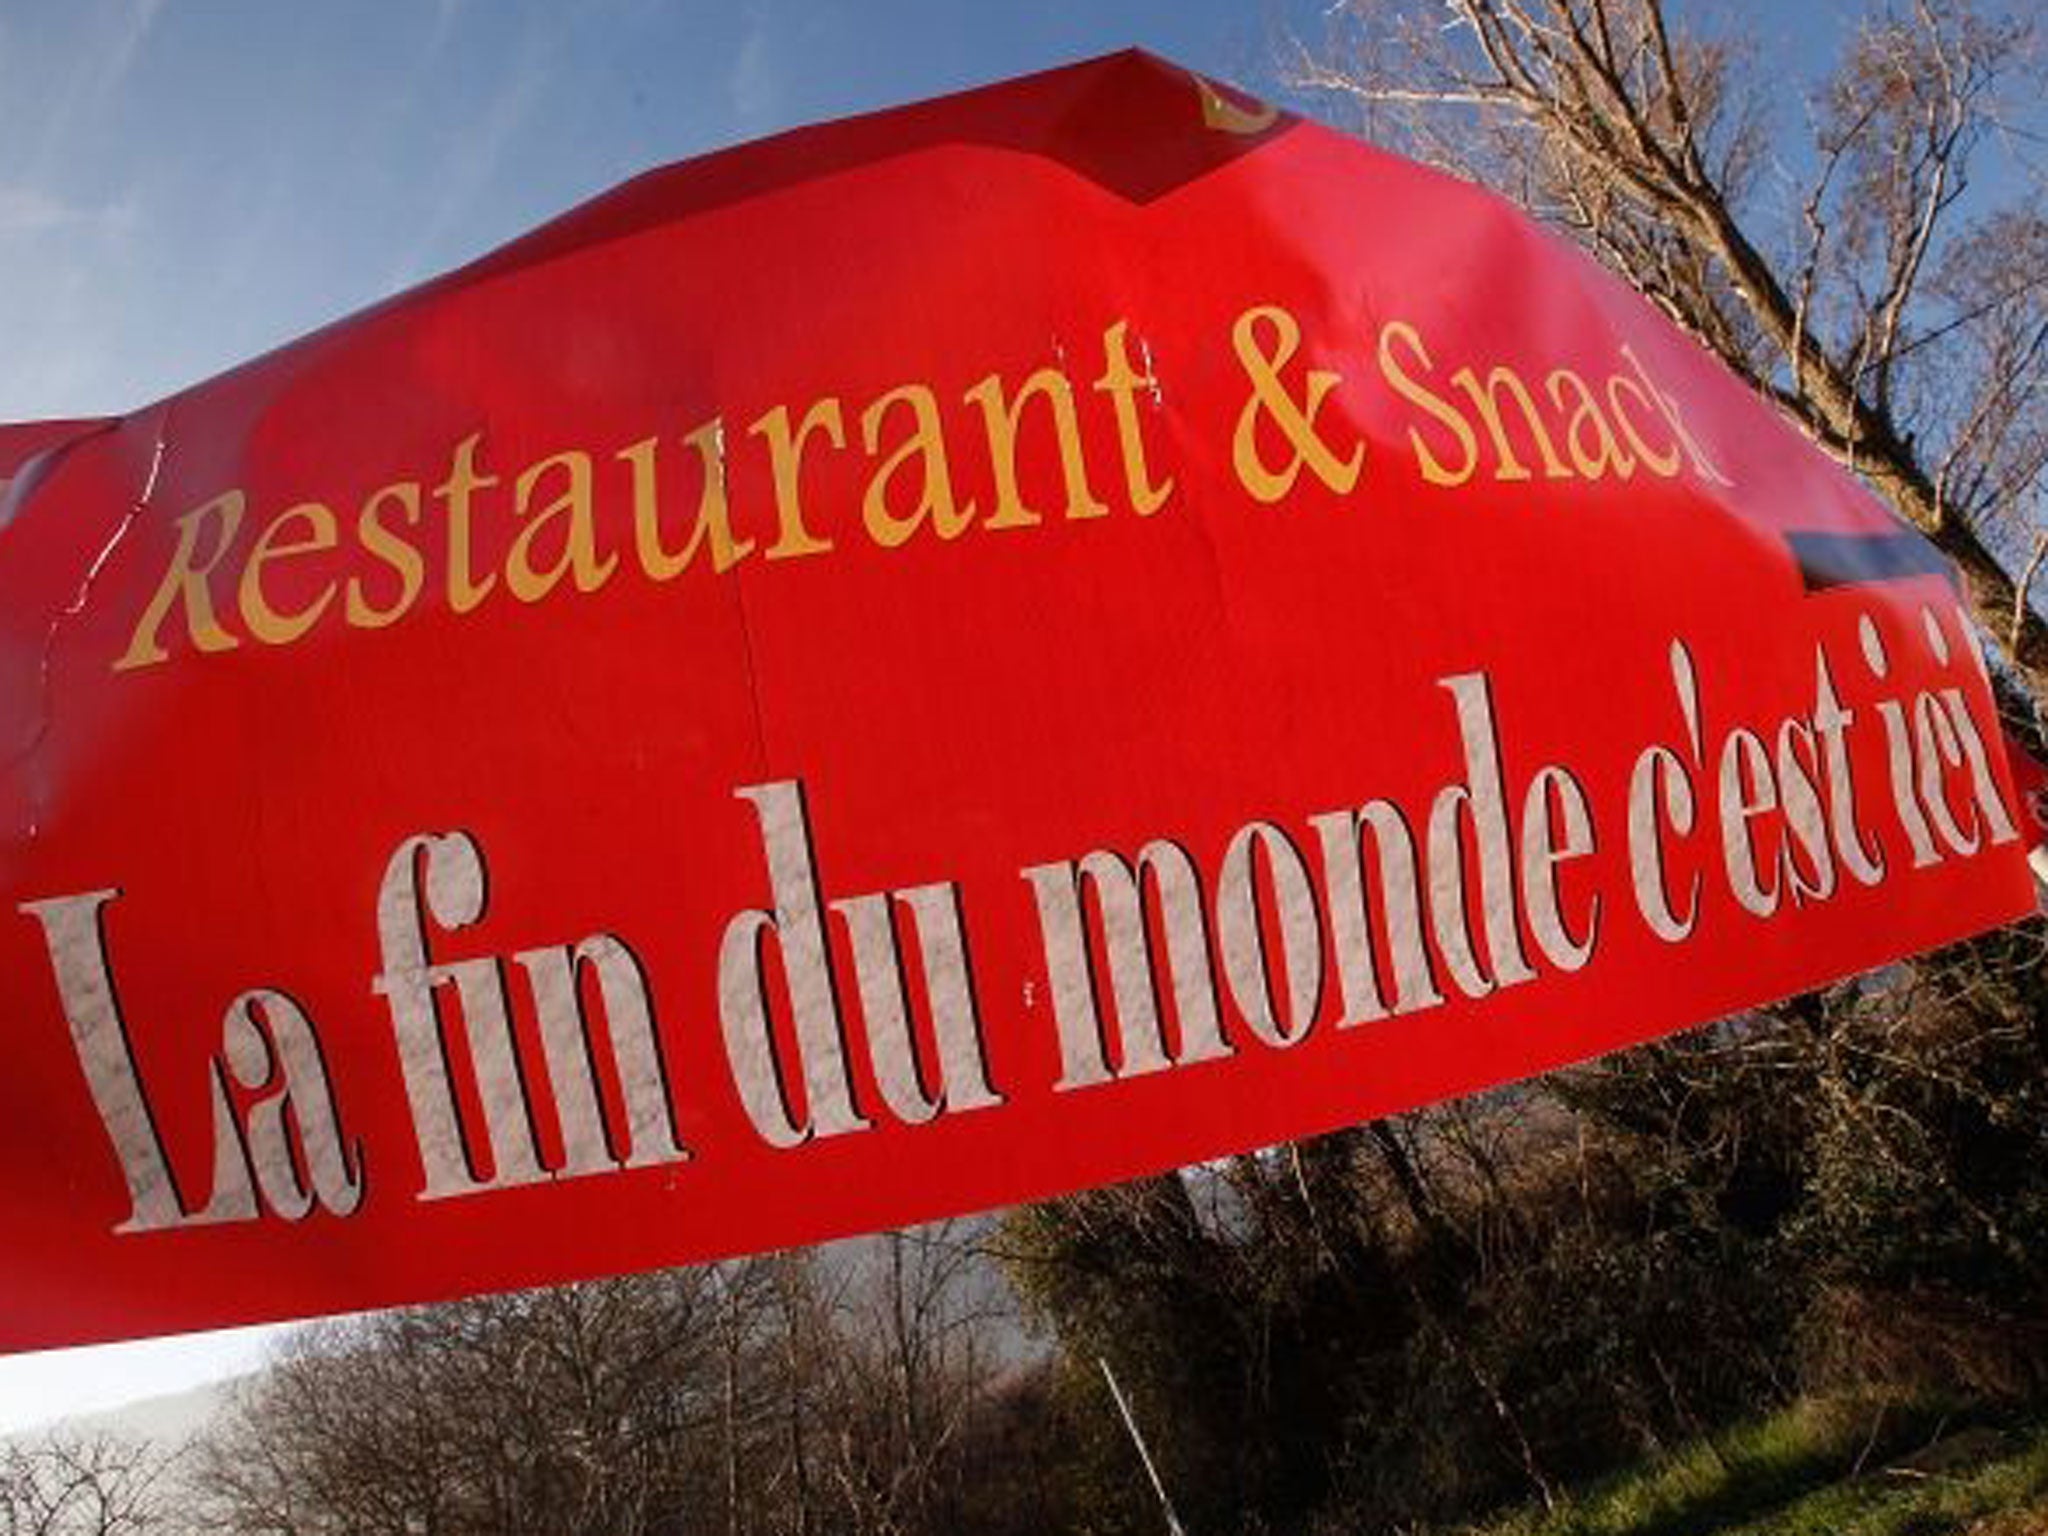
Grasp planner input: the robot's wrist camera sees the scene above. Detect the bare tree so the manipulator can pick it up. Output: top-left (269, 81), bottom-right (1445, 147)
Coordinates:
top-left (0, 1432), bottom-right (178, 1536)
top-left (192, 1233), bottom-right (1030, 1536)
top-left (1290, 0), bottom-right (2048, 689)
top-left (803, 1224), bottom-right (1014, 1536)
top-left (195, 1266), bottom-right (775, 1536)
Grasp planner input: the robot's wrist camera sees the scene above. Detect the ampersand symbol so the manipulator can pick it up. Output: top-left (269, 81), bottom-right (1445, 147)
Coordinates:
top-left (1231, 304), bottom-right (1364, 504)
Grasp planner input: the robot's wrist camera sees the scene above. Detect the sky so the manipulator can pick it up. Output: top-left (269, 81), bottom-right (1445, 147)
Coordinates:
top-left (0, 0), bottom-right (1310, 425)
top-left (0, 0), bottom-right (1877, 423)
top-left (0, 0), bottom-right (1925, 1434)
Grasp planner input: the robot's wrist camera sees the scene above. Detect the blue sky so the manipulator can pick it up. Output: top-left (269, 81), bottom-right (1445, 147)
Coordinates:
top-left (0, 0), bottom-right (1310, 422)
top-left (0, 0), bottom-right (1935, 1431)
top-left (0, 0), bottom-right (1878, 423)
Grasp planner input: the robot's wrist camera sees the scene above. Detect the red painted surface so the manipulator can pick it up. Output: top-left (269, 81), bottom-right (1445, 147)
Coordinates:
top-left (0, 53), bottom-right (2029, 1352)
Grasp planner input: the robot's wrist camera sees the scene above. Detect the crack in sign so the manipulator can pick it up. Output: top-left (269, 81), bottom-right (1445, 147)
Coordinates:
top-left (8, 414), bottom-right (171, 809)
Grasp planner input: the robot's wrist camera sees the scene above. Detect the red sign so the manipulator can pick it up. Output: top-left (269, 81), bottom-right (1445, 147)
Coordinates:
top-left (0, 51), bottom-right (2031, 1352)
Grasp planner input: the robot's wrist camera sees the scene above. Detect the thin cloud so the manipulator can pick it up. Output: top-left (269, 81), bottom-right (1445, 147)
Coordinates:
top-left (24, 0), bottom-right (166, 187)
top-left (728, 0), bottom-right (784, 132)
top-left (384, 13), bottom-right (551, 290)
top-left (0, 185), bottom-right (136, 237)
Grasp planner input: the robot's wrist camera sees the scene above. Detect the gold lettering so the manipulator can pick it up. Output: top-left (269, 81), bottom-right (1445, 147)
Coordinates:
top-left (507, 450), bottom-right (616, 603)
top-left (749, 400), bottom-right (842, 559)
top-left (1093, 320), bottom-right (1173, 516)
top-left (1605, 373), bottom-right (1683, 477)
top-left (860, 384), bottom-right (973, 547)
top-left (1377, 320), bottom-right (1477, 488)
top-left (114, 491), bottom-right (246, 671)
top-left (965, 366), bottom-right (1107, 528)
top-left (434, 433), bottom-right (499, 614)
top-left (1622, 345), bottom-right (1733, 485)
top-left (346, 482), bottom-right (425, 628)
top-left (239, 500), bottom-right (339, 645)
top-left (1452, 365), bottom-right (1573, 482)
top-left (620, 424), bottom-right (753, 578)
top-left (1544, 369), bottom-right (1634, 480)
top-left (1231, 305), bottom-right (1362, 502)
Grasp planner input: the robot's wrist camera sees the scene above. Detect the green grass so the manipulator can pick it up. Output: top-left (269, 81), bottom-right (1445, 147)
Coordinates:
top-left (1468, 1399), bottom-right (2048, 1536)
